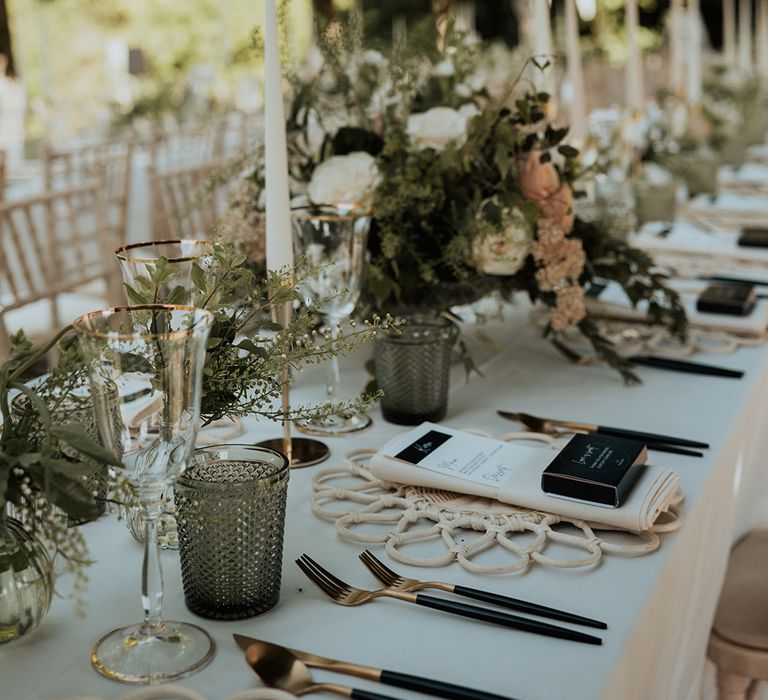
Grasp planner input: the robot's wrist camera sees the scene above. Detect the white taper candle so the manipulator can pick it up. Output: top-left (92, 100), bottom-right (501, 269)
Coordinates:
top-left (625, 0), bottom-right (645, 115)
top-left (264, 0), bottom-right (294, 273)
top-left (738, 0), bottom-right (753, 72)
top-left (669, 0), bottom-right (684, 95)
top-left (531, 0), bottom-right (554, 95)
top-left (757, 0), bottom-right (768, 77)
top-left (724, 0), bottom-right (737, 65)
top-left (564, 0), bottom-right (587, 144)
top-left (686, 0), bottom-right (703, 106)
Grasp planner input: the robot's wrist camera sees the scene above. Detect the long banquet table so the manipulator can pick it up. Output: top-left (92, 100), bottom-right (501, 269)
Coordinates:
top-left (4, 301), bottom-right (768, 700)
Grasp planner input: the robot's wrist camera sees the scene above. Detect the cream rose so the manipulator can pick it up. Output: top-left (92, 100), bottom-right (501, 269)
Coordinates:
top-left (308, 152), bottom-right (380, 206)
top-left (432, 58), bottom-right (455, 77)
top-left (407, 106), bottom-right (475, 152)
top-left (473, 207), bottom-right (533, 276)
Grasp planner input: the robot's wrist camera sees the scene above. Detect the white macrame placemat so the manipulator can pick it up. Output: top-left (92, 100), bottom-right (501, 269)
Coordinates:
top-left (310, 432), bottom-right (685, 575)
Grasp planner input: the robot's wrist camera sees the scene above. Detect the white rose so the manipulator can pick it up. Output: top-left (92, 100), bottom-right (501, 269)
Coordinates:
top-left (432, 58), bottom-right (455, 77)
top-left (459, 102), bottom-right (480, 123)
top-left (472, 207), bottom-right (532, 276)
top-left (308, 152), bottom-right (380, 206)
top-left (407, 106), bottom-right (474, 152)
top-left (455, 82), bottom-right (472, 99)
top-left (360, 49), bottom-right (388, 69)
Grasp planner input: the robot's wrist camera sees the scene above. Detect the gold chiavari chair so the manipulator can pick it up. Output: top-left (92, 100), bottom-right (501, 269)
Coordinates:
top-left (0, 184), bottom-right (123, 358)
top-left (43, 139), bottom-right (134, 246)
top-left (149, 159), bottom-right (236, 240)
top-left (146, 118), bottom-right (232, 240)
top-left (0, 150), bottom-right (5, 201)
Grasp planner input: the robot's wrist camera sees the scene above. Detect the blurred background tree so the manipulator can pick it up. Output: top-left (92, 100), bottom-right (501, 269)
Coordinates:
top-left (0, 0), bottom-right (739, 145)
top-left (0, 0), bottom-right (15, 77)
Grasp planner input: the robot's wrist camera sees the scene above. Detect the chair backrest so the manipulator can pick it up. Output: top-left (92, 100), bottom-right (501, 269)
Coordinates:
top-left (149, 160), bottom-right (236, 240)
top-left (147, 118), bottom-right (229, 175)
top-left (0, 150), bottom-right (5, 202)
top-left (0, 184), bottom-right (122, 356)
top-left (43, 139), bottom-right (133, 244)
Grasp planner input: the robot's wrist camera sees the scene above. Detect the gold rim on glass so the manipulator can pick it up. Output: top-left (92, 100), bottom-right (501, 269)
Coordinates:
top-left (114, 239), bottom-right (213, 263)
top-left (73, 304), bottom-right (214, 341)
top-left (291, 205), bottom-right (373, 222)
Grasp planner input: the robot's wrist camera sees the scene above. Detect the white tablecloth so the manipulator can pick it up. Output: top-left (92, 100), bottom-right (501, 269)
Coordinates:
top-left (3, 302), bottom-right (768, 700)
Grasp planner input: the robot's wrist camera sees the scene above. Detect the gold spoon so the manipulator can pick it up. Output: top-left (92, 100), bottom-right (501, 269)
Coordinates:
top-left (234, 635), bottom-right (401, 700)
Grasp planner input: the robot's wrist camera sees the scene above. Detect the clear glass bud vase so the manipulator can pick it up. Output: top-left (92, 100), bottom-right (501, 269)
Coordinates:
top-left (0, 513), bottom-right (53, 644)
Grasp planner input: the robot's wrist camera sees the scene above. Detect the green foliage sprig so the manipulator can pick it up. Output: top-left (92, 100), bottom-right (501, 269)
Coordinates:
top-left (0, 330), bottom-right (125, 606)
top-left (124, 245), bottom-right (397, 425)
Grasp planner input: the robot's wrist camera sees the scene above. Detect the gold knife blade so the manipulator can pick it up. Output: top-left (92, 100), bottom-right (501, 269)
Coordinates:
top-left (233, 634), bottom-right (380, 682)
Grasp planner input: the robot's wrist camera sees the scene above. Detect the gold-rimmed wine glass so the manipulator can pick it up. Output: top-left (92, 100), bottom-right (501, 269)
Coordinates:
top-left (291, 204), bottom-right (372, 435)
top-left (114, 239), bottom-right (213, 547)
top-left (74, 304), bottom-right (215, 684)
top-left (115, 239), bottom-right (213, 302)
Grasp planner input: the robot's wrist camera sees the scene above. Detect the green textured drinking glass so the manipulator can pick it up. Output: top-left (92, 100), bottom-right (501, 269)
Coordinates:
top-left (74, 304), bottom-right (215, 684)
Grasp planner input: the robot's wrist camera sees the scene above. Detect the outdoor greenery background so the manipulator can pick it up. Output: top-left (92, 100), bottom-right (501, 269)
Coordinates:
top-left (0, 0), bottom-right (736, 141)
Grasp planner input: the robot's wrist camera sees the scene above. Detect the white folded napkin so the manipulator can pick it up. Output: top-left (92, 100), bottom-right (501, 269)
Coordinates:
top-left (587, 279), bottom-right (768, 336)
top-left (747, 143), bottom-right (768, 163)
top-left (631, 219), bottom-right (768, 260)
top-left (718, 163), bottom-right (768, 190)
top-left (684, 193), bottom-right (768, 228)
top-left (368, 424), bottom-right (682, 532)
top-left (691, 192), bottom-right (768, 212)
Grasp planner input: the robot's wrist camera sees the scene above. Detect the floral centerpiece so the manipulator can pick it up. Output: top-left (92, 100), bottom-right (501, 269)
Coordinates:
top-left (233, 20), bottom-right (685, 381)
top-left (645, 64), bottom-right (767, 177)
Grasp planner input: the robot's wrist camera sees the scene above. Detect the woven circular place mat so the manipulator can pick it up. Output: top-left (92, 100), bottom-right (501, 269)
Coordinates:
top-left (310, 432), bottom-right (685, 575)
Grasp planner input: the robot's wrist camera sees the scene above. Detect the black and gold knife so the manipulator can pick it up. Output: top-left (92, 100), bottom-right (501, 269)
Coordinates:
top-left (233, 635), bottom-right (515, 700)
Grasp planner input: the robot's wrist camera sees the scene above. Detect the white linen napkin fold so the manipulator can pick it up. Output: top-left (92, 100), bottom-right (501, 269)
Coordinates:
top-left (632, 219), bottom-right (768, 263)
top-left (684, 193), bottom-right (768, 227)
top-left (718, 163), bottom-right (768, 191)
top-left (368, 424), bottom-right (681, 532)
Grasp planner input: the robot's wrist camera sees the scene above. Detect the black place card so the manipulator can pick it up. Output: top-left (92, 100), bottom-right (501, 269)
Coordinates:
top-left (541, 434), bottom-right (647, 508)
top-left (738, 227), bottom-right (768, 247)
top-left (696, 283), bottom-right (756, 316)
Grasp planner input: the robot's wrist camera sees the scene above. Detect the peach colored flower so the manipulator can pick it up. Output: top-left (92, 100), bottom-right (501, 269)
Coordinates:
top-left (549, 285), bottom-right (587, 331)
top-left (688, 110), bottom-right (712, 141)
top-left (519, 149), bottom-right (560, 203)
top-left (534, 218), bottom-right (566, 248)
top-left (539, 184), bottom-right (575, 233)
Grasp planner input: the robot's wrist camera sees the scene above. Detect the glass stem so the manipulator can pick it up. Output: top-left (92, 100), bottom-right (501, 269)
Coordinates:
top-left (325, 318), bottom-right (341, 401)
top-left (139, 498), bottom-right (164, 635)
top-left (325, 356), bottom-right (340, 400)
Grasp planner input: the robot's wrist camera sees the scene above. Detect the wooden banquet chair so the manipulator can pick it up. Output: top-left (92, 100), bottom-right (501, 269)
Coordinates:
top-left (708, 530), bottom-right (768, 700)
top-left (149, 159), bottom-right (235, 240)
top-left (0, 184), bottom-right (123, 359)
top-left (147, 118), bottom-right (228, 174)
top-left (0, 150), bottom-right (5, 201)
top-left (43, 139), bottom-right (134, 246)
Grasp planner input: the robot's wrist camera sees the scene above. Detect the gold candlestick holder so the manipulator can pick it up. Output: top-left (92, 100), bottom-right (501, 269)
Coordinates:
top-left (254, 295), bottom-right (330, 469)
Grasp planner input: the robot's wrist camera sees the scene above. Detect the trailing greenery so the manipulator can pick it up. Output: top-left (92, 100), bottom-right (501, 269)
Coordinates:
top-left (123, 244), bottom-right (395, 424)
top-left (0, 330), bottom-right (124, 603)
top-left (1, 244), bottom-right (394, 606)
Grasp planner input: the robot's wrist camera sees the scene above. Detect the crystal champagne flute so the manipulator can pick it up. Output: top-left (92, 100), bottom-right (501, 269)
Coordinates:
top-left (115, 239), bottom-right (213, 303)
top-left (74, 304), bottom-right (215, 684)
top-left (292, 205), bottom-right (371, 435)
